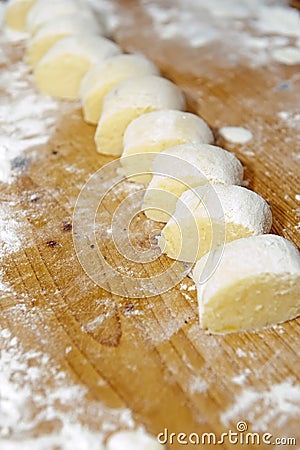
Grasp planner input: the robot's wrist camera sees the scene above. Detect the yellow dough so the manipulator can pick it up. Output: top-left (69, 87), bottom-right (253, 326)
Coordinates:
top-left (95, 76), bottom-right (186, 155)
top-left (26, 13), bottom-right (102, 68)
top-left (193, 235), bottom-right (300, 333)
top-left (34, 35), bottom-right (121, 99)
top-left (142, 143), bottom-right (244, 221)
top-left (4, 0), bottom-right (36, 31)
top-left (159, 184), bottom-right (272, 262)
top-left (26, 0), bottom-right (84, 35)
top-left (80, 54), bottom-right (159, 124)
top-left (120, 110), bottom-right (214, 183)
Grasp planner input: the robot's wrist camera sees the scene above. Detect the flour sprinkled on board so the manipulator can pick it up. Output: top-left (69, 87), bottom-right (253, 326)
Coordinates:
top-left (0, 27), bottom-right (61, 185)
top-left (0, 328), bottom-right (146, 449)
top-left (221, 378), bottom-right (300, 430)
top-left (141, 0), bottom-right (300, 67)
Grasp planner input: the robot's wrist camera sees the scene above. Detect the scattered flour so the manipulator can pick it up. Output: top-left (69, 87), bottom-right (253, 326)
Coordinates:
top-left (141, 0), bottom-right (300, 66)
top-left (221, 379), bottom-right (300, 430)
top-left (0, 44), bottom-right (59, 184)
top-left (219, 126), bottom-right (253, 144)
top-left (0, 328), bottom-right (146, 450)
top-left (236, 348), bottom-right (247, 358)
top-left (277, 111), bottom-right (300, 128)
top-left (189, 375), bottom-right (208, 394)
top-left (232, 368), bottom-right (251, 386)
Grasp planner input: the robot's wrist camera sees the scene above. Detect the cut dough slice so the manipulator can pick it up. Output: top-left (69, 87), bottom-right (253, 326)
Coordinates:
top-left (143, 143), bottom-right (244, 222)
top-left (107, 430), bottom-right (164, 450)
top-left (4, 0), bottom-right (36, 31)
top-left (26, 0), bottom-right (84, 35)
top-left (193, 234), bottom-right (300, 333)
top-left (80, 54), bottom-right (160, 124)
top-left (26, 13), bottom-right (102, 68)
top-left (159, 184), bottom-right (272, 262)
top-left (34, 35), bottom-right (121, 99)
top-left (120, 110), bottom-right (214, 183)
top-left (95, 75), bottom-right (186, 156)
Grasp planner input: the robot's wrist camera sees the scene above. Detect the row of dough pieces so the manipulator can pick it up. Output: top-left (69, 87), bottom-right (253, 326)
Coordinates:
top-left (5, 0), bottom-right (300, 336)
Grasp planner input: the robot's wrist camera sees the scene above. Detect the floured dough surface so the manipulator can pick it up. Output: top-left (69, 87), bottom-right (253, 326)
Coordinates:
top-left (143, 143), bottom-right (244, 222)
top-left (4, 0), bottom-right (36, 31)
top-left (121, 110), bottom-right (214, 183)
top-left (34, 35), bottom-right (121, 99)
top-left (26, 13), bottom-right (102, 68)
top-left (193, 235), bottom-right (300, 333)
top-left (159, 184), bottom-right (272, 262)
top-left (106, 430), bottom-right (164, 450)
top-left (80, 54), bottom-right (159, 124)
top-left (95, 76), bottom-right (186, 155)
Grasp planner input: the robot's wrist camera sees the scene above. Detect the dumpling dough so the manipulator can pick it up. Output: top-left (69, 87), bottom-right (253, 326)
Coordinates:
top-left (95, 75), bottom-right (186, 155)
top-left (4, 0), bottom-right (36, 31)
top-left (80, 54), bottom-right (160, 124)
top-left (193, 235), bottom-right (300, 333)
top-left (26, 0), bottom-right (84, 35)
top-left (120, 110), bottom-right (214, 183)
top-left (106, 430), bottom-right (164, 450)
top-left (159, 184), bottom-right (272, 262)
top-left (34, 35), bottom-right (121, 99)
top-left (26, 13), bottom-right (102, 68)
top-left (143, 143), bottom-right (244, 222)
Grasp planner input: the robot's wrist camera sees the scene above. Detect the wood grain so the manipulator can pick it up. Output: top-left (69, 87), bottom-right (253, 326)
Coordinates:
top-left (1, 1), bottom-right (300, 449)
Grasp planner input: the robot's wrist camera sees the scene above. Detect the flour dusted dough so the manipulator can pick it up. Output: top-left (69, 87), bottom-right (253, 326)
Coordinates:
top-left (106, 430), bottom-right (164, 450)
top-left (26, 13), bottom-right (102, 68)
top-left (95, 76), bottom-right (186, 155)
top-left (80, 55), bottom-right (159, 124)
top-left (26, 0), bottom-right (85, 34)
top-left (34, 35), bottom-right (121, 99)
top-left (4, 0), bottom-right (36, 31)
top-left (143, 143), bottom-right (243, 222)
top-left (193, 235), bottom-right (300, 333)
top-left (120, 110), bottom-right (214, 183)
top-left (159, 184), bottom-right (272, 262)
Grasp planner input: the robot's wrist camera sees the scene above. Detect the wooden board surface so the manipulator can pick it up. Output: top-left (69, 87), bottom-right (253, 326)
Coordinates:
top-left (1, 1), bottom-right (300, 449)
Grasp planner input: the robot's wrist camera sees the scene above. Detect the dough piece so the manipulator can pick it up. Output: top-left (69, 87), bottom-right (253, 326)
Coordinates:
top-left (120, 110), bottom-right (214, 183)
top-left (193, 235), bottom-right (300, 333)
top-left (26, 0), bottom-right (85, 35)
top-left (26, 13), bottom-right (102, 68)
top-left (159, 184), bottom-right (272, 262)
top-left (95, 75), bottom-right (186, 156)
top-left (34, 35), bottom-right (121, 99)
top-left (107, 430), bottom-right (164, 450)
top-left (80, 54), bottom-right (160, 124)
top-left (143, 143), bottom-right (244, 222)
top-left (4, 0), bottom-right (36, 31)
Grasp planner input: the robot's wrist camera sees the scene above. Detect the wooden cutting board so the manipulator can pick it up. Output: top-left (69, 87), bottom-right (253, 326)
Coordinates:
top-left (1, 1), bottom-right (300, 449)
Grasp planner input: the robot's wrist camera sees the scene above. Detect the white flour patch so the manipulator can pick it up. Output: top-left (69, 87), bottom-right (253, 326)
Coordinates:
top-left (0, 202), bottom-right (23, 259)
top-left (232, 368), bottom-right (251, 386)
top-left (278, 111), bottom-right (300, 129)
top-left (0, 329), bottom-right (142, 449)
top-left (236, 348), bottom-right (247, 358)
top-left (219, 126), bottom-right (253, 144)
top-left (189, 375), bottom-right (208, 394)
top-left (221, 379), bottom-right (300, 430)
top-left (0, 45), bottom-right (59, 184)
top-left (142, 0), bottom-right (300, 67)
